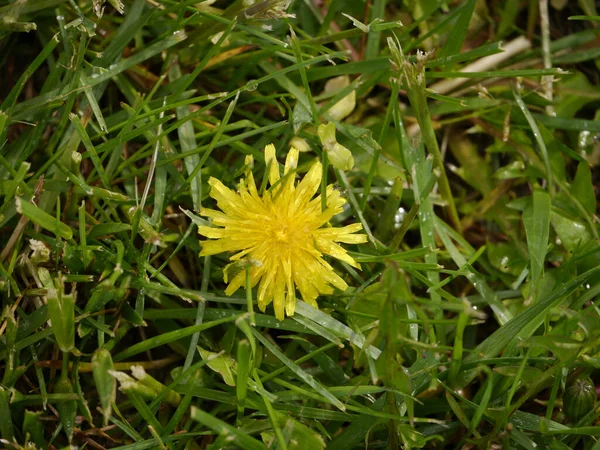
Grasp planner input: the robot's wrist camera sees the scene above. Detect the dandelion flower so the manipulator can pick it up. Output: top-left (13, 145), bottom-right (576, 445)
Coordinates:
top-left (198, 144), bottom-right (367, 320)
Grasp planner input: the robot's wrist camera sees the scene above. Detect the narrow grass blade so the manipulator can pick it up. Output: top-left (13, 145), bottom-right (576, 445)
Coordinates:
top-left (522, 189), bottom-right (551, 298)
top-left (434, 217), bottom-right (512, 325)
top-left (236, 339), bottom-right (252, 423)
top-left (1, 33), bottom-right (60, 112)
top-left (513, 88), bottom-right (554, 192)
top-left (92, 348), bottom-right (116, 426)
top-left (39, 269), bottom-right (75, 353)
top-left (190, 406), bottom-right (268, 450)
top-left (295, 300), bottom-right (382, 359)
top-left (0, 387), bottom-right (14, 441)
top-left (250, 327), bottom-right (347, 411)
top-left (465, 264), bottom-right (600, 366)
top-left (16, 197), bottom-right (73, 240)
top-left (113, 315), bottom-right (240, 361)
top-left (22, 410), bottom-right (46, 450)
top-left (54, 373), bottom-right (77, 442)
top-left (439, 0), bottom-right (476, 58)
top-left (70, 113), bottom-right (110, 189)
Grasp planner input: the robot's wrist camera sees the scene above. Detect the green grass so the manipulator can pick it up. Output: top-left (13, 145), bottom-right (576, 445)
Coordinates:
top-left (1, 0), bottom-right (600, 448)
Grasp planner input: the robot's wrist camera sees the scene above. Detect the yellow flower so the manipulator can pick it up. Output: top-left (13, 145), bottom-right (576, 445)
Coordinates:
top-left (198, 144), bottom-right (367, 320)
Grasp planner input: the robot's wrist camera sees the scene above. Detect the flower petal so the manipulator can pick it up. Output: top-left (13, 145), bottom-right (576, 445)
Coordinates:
top-left (314, 223), bottom-right (367, 244)
top-left (208, 177), bottom-right (244, 214)
top-left (272, 269), bottom-right (286, 321)
top-left (315, 238), bottom-right (361, 269)
top-left (200, 238), bottom-right (247, 256)
top-left (296, 161), bottom-right (322, 204)
top-left (264, 144), bottom-right (280, 186)
top-left (284, 147), bottom-right (299, 175)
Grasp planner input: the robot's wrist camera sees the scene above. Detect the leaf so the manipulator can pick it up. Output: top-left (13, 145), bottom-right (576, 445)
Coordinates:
top-left (440, 0), bottom-right (476, 58)
top-left (487, 241), bottom-right (527, 275)
top-left (23, 410), bottom-right (47, 450)
top-left (523, 189), bottom-right (551, 296)
top-left (190, 406), bottom-right (267, 450)
top-left (198, 346), bottom-right (237, 387)
top-left (16, 197), bottom-right (73, 240)
top-left (551, 212), bottom-right (592, 252)
top-left (92, 349), bottom-right (116, 426)
top-left (262, 416), bottom-right (326, 450)
top-left (572, 162), bottom-right (596, 216)
top-left (295, 300), bottom-right (381, 359)
top-left (0, 387), bottom-right (14, 442)
top-left (522, 335), bottom-right (585, 361)
top-left (448, 132), bottom-right (493, 194)
top-left (54, 375), bottom-right (77, 443)
top-left (292, 100), bottom-right (312, 133)
top-left (317, 122), bottom-right (354, 171)
top-left (250, 327), bottom-right (348, 411)
top-left (236, 340), bottom-right (252, 417)
top-left (88, 223), bottom-right (131, 239)
top-left (493, 365), bottom-right (547, 386)
top-left (40, 269), bottom-right (75, 353)
top-left (322, 75), bottom-right (356, 121)
top-left (107, 0), bottom-right (125, 14)
top-left (465, 263), bottom-right (600, 367)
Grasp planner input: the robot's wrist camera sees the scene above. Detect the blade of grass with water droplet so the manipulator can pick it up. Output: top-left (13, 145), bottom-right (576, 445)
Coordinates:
top-left (294, 300), bottom-right (381, 359)
top-left (465, 264), bottom-right (600, 370)
top-left (54, 368), bottom-right (76, 442)
top-left (250, 327), bottom-right (347, 411)
top-left (513, 88), bottom-right (554, 192)
top-left (434, 217), bottom-right (512, 325)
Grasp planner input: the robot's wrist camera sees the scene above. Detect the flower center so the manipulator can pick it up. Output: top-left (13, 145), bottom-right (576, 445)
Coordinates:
top-left (266, 218), bottom-right (307, 249)
top-left (274, 228), bottom-right (289, 242)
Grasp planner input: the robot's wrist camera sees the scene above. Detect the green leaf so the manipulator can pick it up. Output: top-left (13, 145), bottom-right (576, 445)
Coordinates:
top-left (250, 327), bottom-right (348, 412)
top-left (523, 189), bottom-right (551, 296)
top-left (262, 416), bottom-right (326, 450)
top-left (465, 264), bottom-right (600, 368)
top-left (92, 349), bottom-right (116, 426)
top-left (23, 410), bottom-right (47, 450)
top-left (551, 212), bottom-right (592, 252)
top-left (113, 315), bottom-right (242, 361)
top-left (236, 339), bottom-right (252, 418)
top-left (54, 376), bottom-right (77, 442)
top-left (16, 197), bottom-right (73, 240)
top-left (572, 162), bottom-right (596, 216)
top-left (522, 336), bottom-right (585, 361)
top-left (198, 346), bottom-right (237, 387)
top-left (190, 406), bottom-right (268, 450)
top-left (317, 122), bottom-right (354, 171)
top-left (88, 223), bottom-right (132, 239)
top-left (0, 386), bottom-right (14, 442)
top-left (513, 89), bottom-right (554, 192)
top-left (40, 270), bottom-right (75, 353)
top-left (440, 0), bottom-right (476, 58)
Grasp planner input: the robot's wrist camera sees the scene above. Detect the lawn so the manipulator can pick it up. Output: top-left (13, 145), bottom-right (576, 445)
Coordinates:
top-left (1, 0), bottom-right (599, 449)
